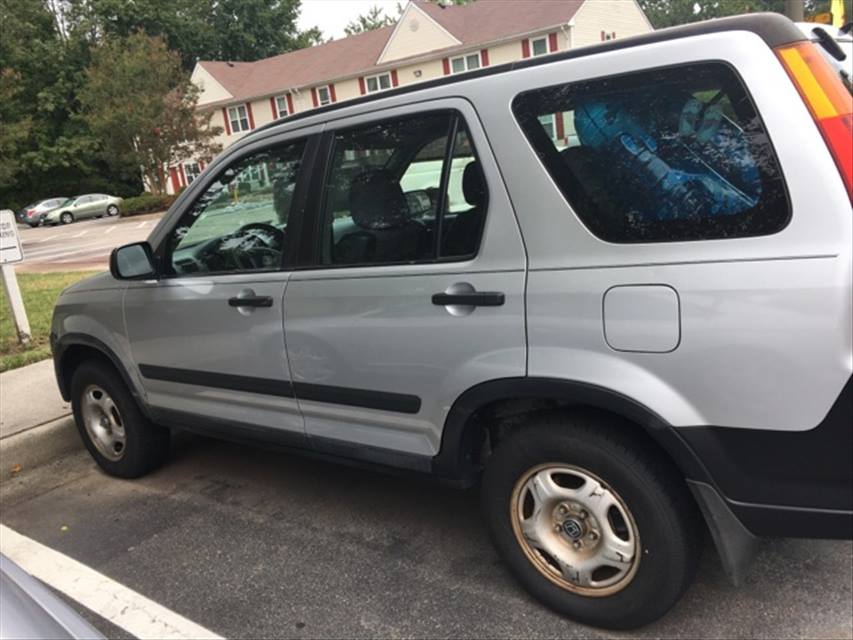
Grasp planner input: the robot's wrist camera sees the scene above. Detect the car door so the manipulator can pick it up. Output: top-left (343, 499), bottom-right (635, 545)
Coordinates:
top-left (282, 101), bottom-right (527, 463)
top-left (123, 130), bottom-right (320, 441)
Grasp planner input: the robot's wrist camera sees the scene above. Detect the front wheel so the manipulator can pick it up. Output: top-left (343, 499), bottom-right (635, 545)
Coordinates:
top-left (71, 360), bottom-right (170, 478)
top-left (60, 212), bottom-right (74, 225)
top-left (106, 204), bottom-right (119, 216)
top-left (481, 414), bottom-right (702, 629)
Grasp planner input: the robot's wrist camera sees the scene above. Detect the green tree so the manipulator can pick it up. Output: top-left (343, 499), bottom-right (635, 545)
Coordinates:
top-left (638, 0), bottom-right (849, 28)
top-left (78, 32), bottom-right (222, 195)
top-left (345, 5), bottom-right (396, 35)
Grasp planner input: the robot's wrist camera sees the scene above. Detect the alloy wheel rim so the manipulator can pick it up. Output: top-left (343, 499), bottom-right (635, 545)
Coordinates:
top-left (80, 385), bottom-right (126, 461)
top-left (510, 463), bottom-right (640, 597)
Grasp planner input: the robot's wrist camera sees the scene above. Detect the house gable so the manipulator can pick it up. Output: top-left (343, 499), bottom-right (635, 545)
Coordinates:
top-left (377, 2), bottom-right (461, 65)
top-left (191, 63), bottom-right (234, 106)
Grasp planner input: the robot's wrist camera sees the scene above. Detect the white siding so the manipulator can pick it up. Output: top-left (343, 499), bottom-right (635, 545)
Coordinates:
top-left (571, 0), bottom-right (652, 48)
top-left (378, 3), bottom-right (461, 64)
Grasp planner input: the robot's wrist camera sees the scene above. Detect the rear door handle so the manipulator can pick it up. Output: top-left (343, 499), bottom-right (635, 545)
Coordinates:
top-left (228, 295), bottom-right (273, 308)
top-left (431, 291), bottom-right (505, 307)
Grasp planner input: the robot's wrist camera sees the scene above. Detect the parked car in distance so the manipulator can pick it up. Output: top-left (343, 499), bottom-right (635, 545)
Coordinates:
top-left (50, 14), bottom-right (852, 631)
top-left (16, 198), bottom-right (68, 227)
top-left (44, 194), bottom-right (123, 225)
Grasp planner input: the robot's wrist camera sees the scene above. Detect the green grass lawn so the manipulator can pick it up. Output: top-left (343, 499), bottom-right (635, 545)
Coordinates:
top-left (0, 271), bottom-right (98, 372)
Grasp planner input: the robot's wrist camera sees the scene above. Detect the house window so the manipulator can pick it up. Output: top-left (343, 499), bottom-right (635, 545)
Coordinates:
top-left (317, 85), bottom-right (332, 106)
top-left (450, 52), bottom-right (481, 74)
top-left (366, 73), bottom-right (392, 93)
top-left (530, 36), bottom-right (550, 57)
top-left (538, 114), bottom-right (556, 140)
top-left (275, 95), bottom-right (289, 119)
top-left (184, 162), bottom-right (201, 184)
top-left (227, 104), bottom-right (251, 133)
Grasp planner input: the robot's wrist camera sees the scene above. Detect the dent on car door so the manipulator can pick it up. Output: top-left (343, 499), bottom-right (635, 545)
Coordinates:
top-left (123, 131), bottom-right (320, 437)
top-left (282, 102), bottom-right (527, 461)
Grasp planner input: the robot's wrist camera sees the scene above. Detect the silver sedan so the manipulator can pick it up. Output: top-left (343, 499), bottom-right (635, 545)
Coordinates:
top-left (43, 194), bottom-right (123, 225)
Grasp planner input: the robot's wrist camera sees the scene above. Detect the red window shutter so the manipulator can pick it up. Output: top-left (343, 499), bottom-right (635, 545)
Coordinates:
top-left (246, 102), bottom-right (255, 129)
top-left (199, 160), bottom-right (205, 170)
top-left (269, 96), bottom-right (278, 119)
top-left (442, 57), bottom-right (450, 75)
top-left (178, 164), bottom-right (187, 187)
top-left (391, 69), bottom-right (398, 87)
top-left (522, 40), bottom-right (531, 58)
top-left (555, 112), bottom-right (565, 141)
top-left (222, 108), bottom-right (231, 135)
top-left (601, 30), bottom-right (606, 41)
top-left (169, 167), bottom-right (180, 193)
top-left (311, 87), bottom-right (318, 107)
top-left (329, 84), bottom-right (337, 103)
top-left (480, 49), bottom-right (490, 66)
top-left (358, 77), bottom-right (366, 95)
top-left (549, 32), bottom-right (558, 53)
top-left (286, 93), bottom-right (294, 114)
top-left (612, 32), bottom-right (616, 39)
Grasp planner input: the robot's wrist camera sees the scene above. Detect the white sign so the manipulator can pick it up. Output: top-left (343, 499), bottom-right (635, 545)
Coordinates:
top-left (0, 210), bottom-right (24, 264)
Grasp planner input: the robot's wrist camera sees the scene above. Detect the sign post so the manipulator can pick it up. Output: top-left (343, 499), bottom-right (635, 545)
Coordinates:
top-left (0, 210), bottom-right (30, 346)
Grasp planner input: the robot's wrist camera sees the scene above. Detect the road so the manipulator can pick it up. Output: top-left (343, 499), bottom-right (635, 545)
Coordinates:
top-left (2, 428), bottom-right (851, 640)
top-left (15, 212), bottom-right (164, 272)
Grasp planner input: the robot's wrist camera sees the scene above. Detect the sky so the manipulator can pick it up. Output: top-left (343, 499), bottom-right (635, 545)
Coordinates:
top-left (298, 0), bottom-right (405, 40)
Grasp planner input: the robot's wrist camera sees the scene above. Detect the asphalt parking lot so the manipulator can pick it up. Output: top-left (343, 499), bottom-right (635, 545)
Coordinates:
top-left (2, 425), bottom-right (851, 640)
top-left (15, 212), bottom-right (164, 272)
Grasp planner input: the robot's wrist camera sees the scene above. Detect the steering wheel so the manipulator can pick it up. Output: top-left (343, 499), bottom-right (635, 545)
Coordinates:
top-left (229, 222), bottom-right (285, 271)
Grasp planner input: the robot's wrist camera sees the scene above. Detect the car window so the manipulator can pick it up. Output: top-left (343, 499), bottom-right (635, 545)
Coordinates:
top-left (319, 112), bottom-right (486, 266)
top-left (512, 63), bottom-right (789, 243)
top-left (165, 140), bottom-right (306, 275)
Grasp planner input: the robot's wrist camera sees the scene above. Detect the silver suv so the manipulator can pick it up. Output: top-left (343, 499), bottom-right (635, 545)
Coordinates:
top-left (51, 14), bottom-right (852, 629)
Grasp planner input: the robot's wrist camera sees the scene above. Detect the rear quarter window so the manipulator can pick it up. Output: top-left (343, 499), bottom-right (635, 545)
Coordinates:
top-left (512, 63), bottom-right (790, 243)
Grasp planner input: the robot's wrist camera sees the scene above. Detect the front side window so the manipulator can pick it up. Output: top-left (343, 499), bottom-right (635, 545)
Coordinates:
top-left (320, 112), bottom-right (486, 266)
top-left (227, 104), bottom-right (251, 133)
top-left (317, 86), bottom-right (332, 106)
top-left (166, 140), bottom-right (306, 275)
top-left (366, 73), bottom-right (392, 93)
top-left (451, 52), bottom-right (481, 74)
top-left (531, 37), bottom-right (549, 57)
top-left (512, 63), bottom-right (789, 243)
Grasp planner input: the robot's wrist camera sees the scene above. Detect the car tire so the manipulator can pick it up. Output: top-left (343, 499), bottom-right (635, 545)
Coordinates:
top-left (60, 212), bottom-right (74, 225)
top-left (481, 413), bottom-right (703, 630)
top-left (106, 204), bottom-right (119, 216)
top-left (71, 360), bottom-right (170, 478)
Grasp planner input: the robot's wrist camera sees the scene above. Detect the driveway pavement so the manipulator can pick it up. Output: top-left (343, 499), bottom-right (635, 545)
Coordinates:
top-left (15, 212), bottom-right (164, 272)
top-left (0, 395), bottom-right (851, 639)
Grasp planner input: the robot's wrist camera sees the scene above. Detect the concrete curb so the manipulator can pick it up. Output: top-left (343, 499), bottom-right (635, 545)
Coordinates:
top-left (0, 416), bottom-right (82, 473)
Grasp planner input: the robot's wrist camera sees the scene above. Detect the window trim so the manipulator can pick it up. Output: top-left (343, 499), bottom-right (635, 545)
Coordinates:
top-left (510, 60), bottom-right (792, 244)
top-left (154, 134), bottom-right (321, 280)
top-left (449, 51), bottom-right (482, 75)
top-left (227, 103), bottom-right (252, 133)
top-left (183, 162), bottom-right (201, 185)
top-left (274, 94), bottom-right (290, 119)
top-left (316, 85), bottom-right (333, 106)
top-left (365, 72), bottom-right (393, 93)
top-left (299, 108), bottom-right (488, 272)
top-left (529, 36), bottom-right (550, 57)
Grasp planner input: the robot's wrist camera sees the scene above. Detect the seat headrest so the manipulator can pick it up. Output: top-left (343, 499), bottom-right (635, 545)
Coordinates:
top-left (462, 161), bottom-right (485, 208)
top-left (349, 169), bottom-right (409, 230)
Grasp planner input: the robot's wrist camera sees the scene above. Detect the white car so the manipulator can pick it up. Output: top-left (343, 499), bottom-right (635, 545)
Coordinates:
top-left (795, 22), bottom-right (853, 87)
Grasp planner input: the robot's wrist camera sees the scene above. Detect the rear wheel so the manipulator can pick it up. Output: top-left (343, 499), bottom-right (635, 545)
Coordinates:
top-left (71, 360), bottom-right (169, 478)
top-left (481, 413), bottom-right (702, 630)
top-left (60, 212), bottom-right (74, 225)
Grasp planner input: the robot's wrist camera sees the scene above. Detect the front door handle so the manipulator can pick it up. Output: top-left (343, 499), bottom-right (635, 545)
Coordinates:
top-left (432, 291), bottom-right (505, 307)
top-left (228, 295), bottom-right (273, 308)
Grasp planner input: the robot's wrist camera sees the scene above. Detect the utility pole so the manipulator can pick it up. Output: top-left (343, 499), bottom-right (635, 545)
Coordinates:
top-left (783, 0), bottom-right (805, 22)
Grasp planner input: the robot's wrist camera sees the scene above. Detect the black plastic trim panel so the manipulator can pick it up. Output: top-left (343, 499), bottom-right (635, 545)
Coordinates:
top-left (137, 364), bottom-right (421, 414)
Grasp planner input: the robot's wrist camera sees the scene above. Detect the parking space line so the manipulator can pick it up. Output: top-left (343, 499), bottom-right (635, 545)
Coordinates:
top-left (104, 226), bottom-right (117, 234)
top-left (136, 221), bottom-right (148, 229)
top-left (0, 524), bottom-right (223, 640)
top-left (36, 235), bottom-right (58, 243)
top-left (71, 230), bottom-right (89, 238)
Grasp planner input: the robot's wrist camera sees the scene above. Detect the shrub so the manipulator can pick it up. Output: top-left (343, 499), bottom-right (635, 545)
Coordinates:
top-left (120, 192), bottom-right (177, 216)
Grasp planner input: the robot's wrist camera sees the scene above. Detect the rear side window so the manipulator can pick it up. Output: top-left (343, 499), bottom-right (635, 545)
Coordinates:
top-left (513, 63), bottom-right (789, 243)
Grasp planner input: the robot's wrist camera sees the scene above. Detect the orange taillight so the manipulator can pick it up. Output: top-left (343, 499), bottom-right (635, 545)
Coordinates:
top-left (776, 41), bottom-right (853, 200)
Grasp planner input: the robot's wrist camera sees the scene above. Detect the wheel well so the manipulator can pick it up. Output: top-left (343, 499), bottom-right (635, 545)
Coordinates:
top-left (59, 345), bottom-right (115, 399)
